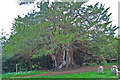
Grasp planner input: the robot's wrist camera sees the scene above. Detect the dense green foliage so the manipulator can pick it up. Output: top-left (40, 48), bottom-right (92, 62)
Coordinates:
top-left (1, 1), bottom-right (119, 73)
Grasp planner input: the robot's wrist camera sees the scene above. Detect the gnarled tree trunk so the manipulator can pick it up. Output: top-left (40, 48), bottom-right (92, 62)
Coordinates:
top-left (55, 44), bottom-right (77, 69)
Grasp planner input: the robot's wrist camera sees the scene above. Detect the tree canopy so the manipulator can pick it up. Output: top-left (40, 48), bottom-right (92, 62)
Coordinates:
top-left (1, 1), bottom-right (119, 72)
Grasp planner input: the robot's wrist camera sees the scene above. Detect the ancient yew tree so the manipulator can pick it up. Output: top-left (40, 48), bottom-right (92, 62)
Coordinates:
top-left (1, 1), bottom-right (119, 71)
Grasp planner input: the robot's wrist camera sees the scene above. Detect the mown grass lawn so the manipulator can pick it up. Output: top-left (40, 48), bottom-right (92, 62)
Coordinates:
top-left (29, 69), bottom-right (117, 78)
top-left (2, 68), bottom-right (119, 79)
top-left (2, 70), bottom-right (50, 78)
top-left (2, 62), bottom-right (119, 78)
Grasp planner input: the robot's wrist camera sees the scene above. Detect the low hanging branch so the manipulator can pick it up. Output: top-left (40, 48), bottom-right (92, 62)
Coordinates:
top-left (85, 51), bottom-right (104, 61)
top-left (73, 46), bottom-right (104, 61)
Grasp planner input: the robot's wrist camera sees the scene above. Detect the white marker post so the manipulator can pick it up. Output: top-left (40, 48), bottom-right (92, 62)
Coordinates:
top-left (16, 64), bottom-right (18, 73)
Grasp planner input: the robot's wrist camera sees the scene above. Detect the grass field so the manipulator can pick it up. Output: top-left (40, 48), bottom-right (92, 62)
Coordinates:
top-left (29, 69), bottom-right (117, 78)
top-left (2, 70), bottom-right (49, 78)
top-left (2, 68), bottom-right (119, 78)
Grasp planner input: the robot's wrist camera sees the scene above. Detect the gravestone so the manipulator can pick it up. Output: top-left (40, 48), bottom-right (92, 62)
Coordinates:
top-left (116, 71), bottom-right (120, 79)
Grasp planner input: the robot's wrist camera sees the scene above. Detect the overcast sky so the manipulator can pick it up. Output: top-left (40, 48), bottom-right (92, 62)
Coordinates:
top-left (0, 0), bottom-right (120, 37)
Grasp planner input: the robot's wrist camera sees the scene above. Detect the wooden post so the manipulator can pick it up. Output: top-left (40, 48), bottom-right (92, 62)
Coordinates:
top-left (16, 64), bottom-right (18, 73)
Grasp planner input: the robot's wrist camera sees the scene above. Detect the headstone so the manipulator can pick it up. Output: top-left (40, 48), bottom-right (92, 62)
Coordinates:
top-left (116, 71), bottom-right (120, 78)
